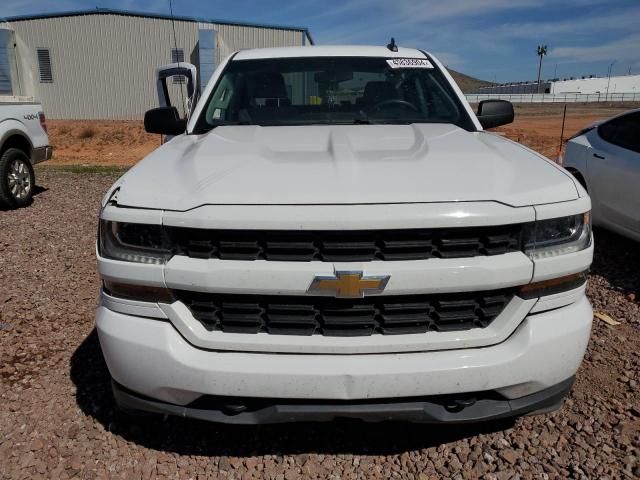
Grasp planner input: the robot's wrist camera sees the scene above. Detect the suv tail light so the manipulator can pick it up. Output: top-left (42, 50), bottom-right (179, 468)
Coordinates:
top-left (38, 112), bottom-right (47, 133)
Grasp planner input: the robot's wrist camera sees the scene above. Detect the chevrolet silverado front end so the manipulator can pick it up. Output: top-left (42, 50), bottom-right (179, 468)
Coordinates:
top-left (96, 45), bottom-right (593, 424)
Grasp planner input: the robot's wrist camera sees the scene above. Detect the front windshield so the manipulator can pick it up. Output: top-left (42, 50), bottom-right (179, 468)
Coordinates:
top-left (194, 56), bottom-right (474, 132)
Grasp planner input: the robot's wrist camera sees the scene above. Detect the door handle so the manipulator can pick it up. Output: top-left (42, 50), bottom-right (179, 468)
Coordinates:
top-left (593, 153), bottom-right (605, 159)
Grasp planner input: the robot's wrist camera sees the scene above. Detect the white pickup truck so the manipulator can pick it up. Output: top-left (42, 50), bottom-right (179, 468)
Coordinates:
top-left (96, 45), bottom-right (593, 424)
top-left (0, 97), bottom-right (52, 208)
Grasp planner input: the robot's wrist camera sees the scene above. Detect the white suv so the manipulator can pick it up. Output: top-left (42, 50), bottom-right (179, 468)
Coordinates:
top-left (96, 45), bottom-right (593, 424)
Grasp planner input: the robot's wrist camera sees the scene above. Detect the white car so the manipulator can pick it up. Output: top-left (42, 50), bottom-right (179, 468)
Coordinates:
top-left (96, 45), bottom-right (593, 424)
top-left (0, 98), bottom-right (52, 208)
top-left (563, 109), bottom-right (640, 242)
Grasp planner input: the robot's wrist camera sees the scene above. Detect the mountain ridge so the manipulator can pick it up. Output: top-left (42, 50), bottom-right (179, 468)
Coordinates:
top-left (447, 69), bottom-right (493, 93)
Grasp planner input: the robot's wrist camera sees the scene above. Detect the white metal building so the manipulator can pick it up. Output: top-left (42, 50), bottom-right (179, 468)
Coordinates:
top-left (550, 74), bottom-right (640, 95)
top-left (0, 8), bottom-right (313, 119)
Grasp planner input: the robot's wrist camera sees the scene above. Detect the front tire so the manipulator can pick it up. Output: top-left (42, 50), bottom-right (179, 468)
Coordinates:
top-left (0, 148), bottom-right (35, 208)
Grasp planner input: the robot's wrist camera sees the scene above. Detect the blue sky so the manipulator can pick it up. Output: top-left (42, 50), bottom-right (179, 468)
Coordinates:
top-left (4, 0), bottom-right (640, 82)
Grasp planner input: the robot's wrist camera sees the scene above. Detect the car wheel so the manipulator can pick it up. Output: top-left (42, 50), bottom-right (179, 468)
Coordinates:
top-left (0, 148), bottom-right (35, 208)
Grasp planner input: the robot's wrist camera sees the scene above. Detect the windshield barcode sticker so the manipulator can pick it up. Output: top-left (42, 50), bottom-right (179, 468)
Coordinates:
top-left (386, 58), bottom-right (433, 69)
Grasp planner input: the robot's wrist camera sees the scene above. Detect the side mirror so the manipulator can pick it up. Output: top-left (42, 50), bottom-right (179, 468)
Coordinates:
top-left (144, 107), bottom-right (186, 135)
top-left (477, 100), bottom-right (514, 129)
top-left (155, 63), bottom-right (198, 108)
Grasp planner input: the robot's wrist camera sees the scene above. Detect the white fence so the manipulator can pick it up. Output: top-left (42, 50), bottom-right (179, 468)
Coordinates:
top-left (465, 92), bottom-right (640, 104)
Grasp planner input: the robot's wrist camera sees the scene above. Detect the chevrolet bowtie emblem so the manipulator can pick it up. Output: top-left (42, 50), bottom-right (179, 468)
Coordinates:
top-left (307, 271), bottom-right (390, 298)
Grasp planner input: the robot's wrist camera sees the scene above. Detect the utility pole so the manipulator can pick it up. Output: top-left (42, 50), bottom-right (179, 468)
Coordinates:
top-left (536, 45), bottom-right (548, 93)
top-left (606, 61), bottom-right (616, 101)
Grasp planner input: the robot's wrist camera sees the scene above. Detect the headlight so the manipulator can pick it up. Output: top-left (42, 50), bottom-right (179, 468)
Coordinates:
top-left (523, 212), bottom-right (591, 259)
top-left (99, 220), bottom-right (172, 264)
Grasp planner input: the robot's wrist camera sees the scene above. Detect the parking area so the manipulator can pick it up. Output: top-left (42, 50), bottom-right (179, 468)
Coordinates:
top-left (0, 166), bottom-right (638, 479)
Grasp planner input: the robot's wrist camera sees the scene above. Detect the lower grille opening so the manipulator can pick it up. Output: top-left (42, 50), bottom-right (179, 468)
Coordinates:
top-left (175, 289), bottom-right (514, 337)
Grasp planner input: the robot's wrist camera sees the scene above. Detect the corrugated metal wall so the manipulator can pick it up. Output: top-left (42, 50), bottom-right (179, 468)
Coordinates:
top-left (213, 23), bottom-right (304, 64)
top-left (10, 14), bottom-right (307, 119)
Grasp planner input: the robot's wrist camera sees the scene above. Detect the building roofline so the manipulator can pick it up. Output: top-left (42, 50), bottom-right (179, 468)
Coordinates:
top-left (3, 7), bottom-right (314, 42)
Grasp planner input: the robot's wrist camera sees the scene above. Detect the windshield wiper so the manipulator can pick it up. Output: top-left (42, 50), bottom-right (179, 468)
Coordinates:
top-left (193, 120), bottom-right (251, 134)
top-left (355, 110), bottom-right (371, 124)
top-left (334, 111), bottom-right (371, 125)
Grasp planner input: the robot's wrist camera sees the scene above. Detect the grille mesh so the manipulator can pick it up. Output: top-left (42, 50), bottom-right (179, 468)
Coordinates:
top-left (177, 290), bottom-right (514, 336)
top-left (168, 226), bottom-right (523, 262)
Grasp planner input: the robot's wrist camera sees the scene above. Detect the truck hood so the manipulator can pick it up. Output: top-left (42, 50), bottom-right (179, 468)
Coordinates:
top-left (115, 124), bottom-right (578, 211)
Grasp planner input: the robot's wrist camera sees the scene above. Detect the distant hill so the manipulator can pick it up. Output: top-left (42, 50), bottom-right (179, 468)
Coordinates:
top-left (447, 69), bottom-right (493, 93)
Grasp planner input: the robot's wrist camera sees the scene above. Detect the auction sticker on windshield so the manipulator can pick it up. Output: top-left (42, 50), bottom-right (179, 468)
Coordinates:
top-left (386, 58), bottom-right (434, 69)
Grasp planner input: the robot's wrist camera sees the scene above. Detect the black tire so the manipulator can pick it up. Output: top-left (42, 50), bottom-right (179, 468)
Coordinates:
top-left (0, 148), bottom-right (35, 208)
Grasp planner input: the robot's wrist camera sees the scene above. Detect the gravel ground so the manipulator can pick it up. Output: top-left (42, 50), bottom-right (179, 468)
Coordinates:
top-left (1, 167), bottom-right (639, 480)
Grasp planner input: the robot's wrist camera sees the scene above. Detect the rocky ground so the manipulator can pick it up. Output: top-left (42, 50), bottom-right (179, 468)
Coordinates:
top-left (0, 168), bottom-right (639, 479)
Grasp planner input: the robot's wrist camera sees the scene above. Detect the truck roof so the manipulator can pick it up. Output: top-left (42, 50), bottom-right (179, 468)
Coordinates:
top-left (233, 45), bottom-right (430, 61)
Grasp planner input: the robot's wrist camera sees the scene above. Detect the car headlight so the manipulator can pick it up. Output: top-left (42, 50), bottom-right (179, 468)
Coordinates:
top-left (523, 212), bottom-right (591, 259)
top-left (99, 220), bottom-right (172, 264)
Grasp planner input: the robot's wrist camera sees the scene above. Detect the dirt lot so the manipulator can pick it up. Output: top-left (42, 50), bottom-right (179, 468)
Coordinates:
top-left (495, 103), bottom-right (640, 159)
top-left (45, 121), bottom-right (159, 166)
top-left (45, 103), bottom-right (640, 167)
top-left (0, 104), bottom-right (639, 478)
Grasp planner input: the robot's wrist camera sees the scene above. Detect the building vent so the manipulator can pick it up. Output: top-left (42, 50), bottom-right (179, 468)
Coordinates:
top-left (198, 29), bottom-right (217, 94)
top-left (37, 48), bottom-right (53, 83)
top-left (171, 48), bottom-right (185, 84)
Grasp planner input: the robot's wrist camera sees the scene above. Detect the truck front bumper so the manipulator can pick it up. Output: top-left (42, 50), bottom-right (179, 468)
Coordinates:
top-left (96, 294), bottom-right (592, 424)
top-left (112, 376), bottom-right (575, 425)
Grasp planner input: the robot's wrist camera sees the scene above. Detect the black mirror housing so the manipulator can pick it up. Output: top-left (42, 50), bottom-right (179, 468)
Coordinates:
top-left (476, 100), bottom-right (514, 129)
top-left (144, 107), bottom-right (187, 135)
